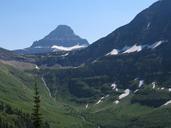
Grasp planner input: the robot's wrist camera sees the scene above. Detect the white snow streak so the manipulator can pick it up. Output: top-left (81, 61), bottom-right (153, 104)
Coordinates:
top-left (106, 49), bottom-right (119, 56)
top-left (34, 46), bottom-right (43, 48)
top-left (119, 89), bottom-right (130, 100)
top-left (148, 41), bottom-right (165, 49)
top-left (104, 40), bottom-right (167, 57)
top-left (111, 83), bottom-right (117, 90)
top-left (85, 104), bottom-right (89, 109)
top-left (147, 22), bottom-right (151, 29)
top-left (61, 53), bottom-right (69, 57)
top-left (52, 44), bottom-right (86, 51)
top-left (134, 89), bottom-right (139, 93)
top-left (123, 44), bottom-right (142, 54)
top-left (152, 82), bottom-right (156, 89)
top-left (114, 100), bottom-right (119, 104)
top-left (139, 80), bottom-right (144, 88)
top-left (161, 87), bottom-right (165, 90)
top-left (35, 65), bottom-right (40, 70)
top-left (164, 100), bottom-right (171, 106)
top-left (96, 97), bottom-right (104, 104)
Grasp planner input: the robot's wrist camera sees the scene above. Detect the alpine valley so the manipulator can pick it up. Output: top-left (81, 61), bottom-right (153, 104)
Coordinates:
top-left (1, 0), bottom-right (171, 128)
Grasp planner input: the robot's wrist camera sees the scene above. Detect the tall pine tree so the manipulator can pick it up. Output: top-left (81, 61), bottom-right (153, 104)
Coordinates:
top-left (32, 82), bottom-right (41, 128)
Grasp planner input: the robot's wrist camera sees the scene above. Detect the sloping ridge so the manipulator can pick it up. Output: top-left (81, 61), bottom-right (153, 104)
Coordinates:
top-left (0, 47), bottom-right (23, 60)
top-left (61, 0), bottom-right (171, 66)
top-left (0, 47), bottom-right (34, 63)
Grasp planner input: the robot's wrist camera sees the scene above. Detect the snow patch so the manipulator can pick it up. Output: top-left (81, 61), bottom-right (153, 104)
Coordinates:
top-left (161, 87), bottom-right (165, 90)
top-left (139, 80), bottom-right (144, 88)
top-left (148, 41), bottom-right (165, 49)
top-left (61, 53), bottom-right (69, 57)
top-left (114, 100), bottom-right (119, 104)
top-left (52, 44), bottom-right (86, 51)
top-left (85, 104), bottom-right (89, 109)
top-left (147, 22), bottom-right (151, 29)
top-left (152, 82), bottom-right (156, 89)
top-left (92, 59), bottom-right (98, 63)
top-left (96, 97), bottom-right (104, 104)
top-left (164, 100), bottom-right (171, 106)
top-left (168, 88), bottom-right (171, 92)
top-left (105, 40), bottom-right (167, 57)
top-left (35, 65), bottom-right (40, 70)
top-left (119, 89), bottom-right (130, 100)
top-left (34, 46), bottom-right (43, 48)
top-left (106, 49), bottom-right (119, 56)
top-left (111, 83), bottom-right (117, 90)
top-left (123, 44), bottom-right (142, 54)
top-left (134, 89), bottom-right (139, 93)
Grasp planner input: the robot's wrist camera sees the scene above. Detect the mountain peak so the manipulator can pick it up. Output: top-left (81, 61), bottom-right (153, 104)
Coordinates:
top-left (44, 25), bottom-right (74, 39)
top-left (15, 25), bottom-right (89, 54)
top-left (31, 25), bottom-right (89, 48)
top-left (56, 25), bottom-right (73, 32)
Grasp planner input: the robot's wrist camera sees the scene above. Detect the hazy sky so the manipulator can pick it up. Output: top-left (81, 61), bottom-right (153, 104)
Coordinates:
top-left (0, 0), bottom-right (158, 50)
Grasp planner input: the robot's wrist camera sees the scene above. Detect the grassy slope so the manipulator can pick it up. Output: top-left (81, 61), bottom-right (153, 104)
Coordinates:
top-left (82, 96), bottom-right (171, 128)
top-left (1, 62), bottom-right (171, 128)
top-left (42, 66), bottom-right (171, 128)
top-left (0, 63), bottom-right (88, 128)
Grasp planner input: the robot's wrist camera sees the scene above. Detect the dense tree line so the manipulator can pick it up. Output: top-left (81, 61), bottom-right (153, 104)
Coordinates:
top-left (0, 101), bottom-right (33, 128)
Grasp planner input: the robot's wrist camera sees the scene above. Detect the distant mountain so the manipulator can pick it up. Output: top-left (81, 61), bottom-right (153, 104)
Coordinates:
top-left (0, 47), bottom-right (25, 61)
top-left (51, 0), bottom-right (171, 66)
top-left (15, 25), bottom-right (89, 54)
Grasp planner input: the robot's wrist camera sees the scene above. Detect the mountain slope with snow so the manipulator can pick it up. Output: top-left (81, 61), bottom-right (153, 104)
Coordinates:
top-left (51, 44), bottom-right (87, 51)
top-left (14, 25), bottom-right (89, 54)
top-left (53, 0), bottom-right (171, 66)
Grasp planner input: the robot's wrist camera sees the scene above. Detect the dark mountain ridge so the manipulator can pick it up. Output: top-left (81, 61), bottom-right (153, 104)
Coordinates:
top-left (52, 0), bottom-right (171, 66)
top-left (0, 47), bottom-right (27, 61)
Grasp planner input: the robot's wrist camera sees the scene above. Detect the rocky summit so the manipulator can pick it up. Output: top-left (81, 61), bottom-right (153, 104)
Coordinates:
top-left (15, 25), bottom-right (89, 54)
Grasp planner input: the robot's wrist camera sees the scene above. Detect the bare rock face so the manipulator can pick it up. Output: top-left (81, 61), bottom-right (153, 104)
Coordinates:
top-left (31, 25), bottom-right (89, 48)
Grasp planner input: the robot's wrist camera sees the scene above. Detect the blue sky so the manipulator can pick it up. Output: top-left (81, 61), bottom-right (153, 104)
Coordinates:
top-left (0, 0), bottom-right (158, 50)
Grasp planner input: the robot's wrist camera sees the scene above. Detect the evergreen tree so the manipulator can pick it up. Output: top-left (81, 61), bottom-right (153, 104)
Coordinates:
top-left (32, 82), bottom-right (41, 128)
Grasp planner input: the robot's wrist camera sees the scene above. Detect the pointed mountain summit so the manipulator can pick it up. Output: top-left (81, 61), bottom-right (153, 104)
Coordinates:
top-left (15, 25), bottom-right (89, 54)
top-left (31, 25), bottom-right (89, 48)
